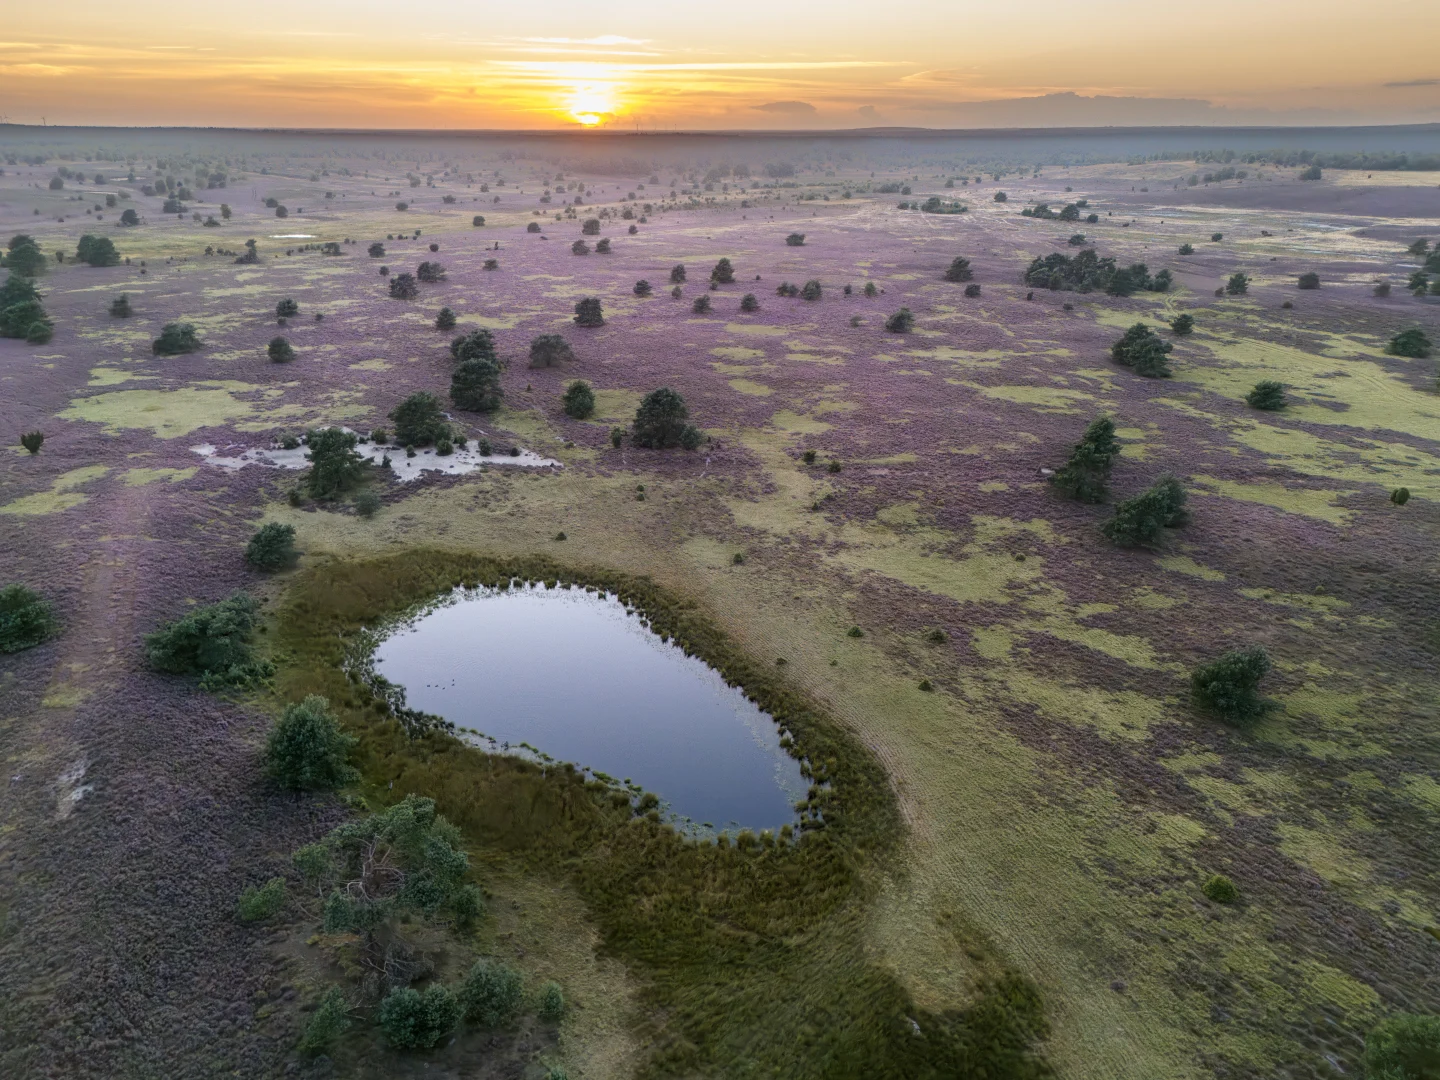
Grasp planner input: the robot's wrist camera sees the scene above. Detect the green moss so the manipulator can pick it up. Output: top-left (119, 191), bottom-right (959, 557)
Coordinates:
top-left (1, 466), bottom-right (110, 516)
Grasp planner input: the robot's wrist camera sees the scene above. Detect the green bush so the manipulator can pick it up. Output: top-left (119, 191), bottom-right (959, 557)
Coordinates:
top-left (1110, 323), bottom-right (1173, 377)
top-left (435, 306), bottom-right (456, 331)
top-left (740, 293), bottom-right (759, 312)
top-left (1392, 487), bottom-right (1411, 506)
top-left (267, 336), bottom-right (295, 363)
top-left (472, 215), bottom-right (486, 227)
top-left (152, 322), bottom-right (201, 355)
top-left (75, 235), bottom-right (120, 267)
top-left (711, 257), bottom-right (735, 284)
top-left (109, 294), bottom-right (132, 318)
top-left (964, 283), bottom-right (981, 298)
top-left (669, 264), bottom-right (686, 283)
top-left (633, 388), bottom-right (700, 449)
top-left (416, 261), bottom-right (446, 282)
top-left (527, 222), bottom-right (542, 234)
top-left (298, 987), bottom-right (351, 1057)
top-left (236, 877), bottom-right (286, 922)
top-left (266, 694), bottom-right (358, 791)
top-left (884, 308), bottom-right (914, 333)
top-left (1297, 272), bottom-right (1320, 290)
top-left (145, 592), bottom-right (271, 687)
top-left (378, 984), bottom-right (462, 1050)
top-left (537, 981), bottom-right (565, 1022)
top-left (529, 333), bottom-right (574, 368)
top-left (1202, 874), bottom-right (1238, 904)
top-left (20, 430), bottom-right (43, 454)
top-left (24, 318), bottom-right (52, 344)
top-left (573, 297), bottom-right (604, 327)
top-left (306, 427), bottom-right (367, 498)
top-left (1224, 272), bottom-right (1250, 296)
top-left (775, 282), bottom-right (799, 298)
top-left (563, 380), bottom-right (595, 419)
top-left (633, 279), bottom-right (652, 296)
top-left (368, 241), bottom-right (386, 257)
top-left (460, 959), bottom-right (524, 1027)
top-left (1170, 313), bottom-right (1194, 335)
top-left (1386, 328), bottom-right (1432, 358)
top-left (276, 298), bottom-right (299, 319)
top-left (389, 272), bottom-right (418, 300)
top-left (785, 233), bottom-right (805, 246)
top-left (1101, 474), bottom-right (1187, 547)
top-left (1211, 232), bottom-right (1223, 242)
top-left (1178, 243), bottom-right (1194, 255)
top-left (863, 281), bottom-right (878, 297)
top-left (800, 279), bottom-right (822, 301)
top-left (581, 218), bottom-right (601, 236)
top-left (452, 883), bottom-right (484, 928)
top-left (0, 584), bottom-right (58, 653)
top-left (571, 239), bottom-right (590, 256)
top-left (1246, 381), bottom-right (1286, 410)
top-left (451, 359), bottom-right (504, 413)
top-left (1190, 646), bottom-right (1271, 725)
top-left (1364, 1013), bottom-right (1440, 1080)
top-left (450, 328), bottom-right (497, 366)
top-left (1051, 415), bottom-right (1119, 503)
top-left (4, 238), bottom-right (45, 276)
top-left (390, 391), bottom-right (449, 445)
top-left (246, 522), bottom-right (297, 570)
top-left (692, 295), bottom-right (711, 314)
top-left (354, 489), bottom-right (381, 518)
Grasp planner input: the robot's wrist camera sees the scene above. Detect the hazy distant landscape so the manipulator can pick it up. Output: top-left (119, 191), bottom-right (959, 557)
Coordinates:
top-left (1, 123), bottom-right (1437, 1080)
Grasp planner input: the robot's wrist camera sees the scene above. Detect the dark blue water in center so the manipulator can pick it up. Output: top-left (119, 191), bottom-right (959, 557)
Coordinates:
top-left (372, 584), bottom-right (806, 832)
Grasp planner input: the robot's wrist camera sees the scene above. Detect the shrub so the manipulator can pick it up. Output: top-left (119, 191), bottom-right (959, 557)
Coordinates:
top-left (634, 388), bottom-right (699, 449)
top-left (581, 218), bottom-right (601, 236)
top-left (472, 215), bottom-right (486, 227)
top-left (526, 333), bottom-right (573, 368)
top-left (354, 489), bottom-right (381, 518)
top-left (1392, 487), bottom-right (1411, 506)
top-left (298, 987), bottom-right (351, 1057)
top-left (1170, 313), bottom-right (1194, 335)
top-left (609, 427), bottom-right (623, 448)
top-left (119, 208), bottom-right (140, 227)
top-left (1211, 233), bottom-right (1223, 242)
top-left (379, 985), bottom-right (462, 1051)
top-left (1111, 323), bottom-right (1173, 377)
top-left (692, 295), bottom-right (711, 314)
top-left (1068, 234), bottom-right (1087, 247)
top-left (527, 221), bottom-right (542, 234)
top-left (863, 281), bottom-right (878, 297)
top-left (1052, 415), bottom-right (1119, 503)
top-left (266, 694), bottom-right (358, 790)
top-left (109, 294), bottom-right (132, 318)
top-left (368, 241), bottom-right (386, 257)
top-left (562, 380), bottom-right (595, 419)
top-left (75, 235), bottom-right (120, 267)
top-left (395, 201), bottom-right (408, 211)
top-left (711, 258), bottom-right (735, 284)
top-left (1364, 1013), bottom-right (1440, 1080)
top-left (1374, 281), bottom-right (1392, 297)
top-left (884, 308), bottom-right (915, 333)
top-left (1102, 474), bottom-right (1187, 547)
top-left (416, 261), bottom-right (446, 282)
top-left (993, 191), bottom-right (1007, 202)
top-left (1295, 272), bottom-right (1320, 290)
top-left (389, 272), bottom-right (418, 300)
top-left (537, 982), bottom-right (565, 1022)
top-left (236, 877), bottom-right (286, 922)
top-left (943, 257), bottom-right (973, 282)
top-left (48, 176), bottom-right (64, 190)
top-left (573, 297), bottom-right (604, 327)
top-left (1202, 875), bottom-right (1238, 904)
top-left (1299, 164), bottom-right (1322, 181)
top-left (740, 293), bottom-right (759, 312)
top-left (1190, 646), bottom-right (1272, 724)
top-left (800, 279), bottom-right (822, 301)
top-left (435, 306), bottom-right (456, 331)
top-left (20, 430), bottom-right (43, 454)
top-left (246, 522), bottom-right (297, 570)
top-left (785, 233), bottom-right (806, 246)
top-left (451, 359), bottom-right (504, 412)
top-left (1387, 328), bottom-right (1432, 358)
top-left (776, 282), bottom-right (799, 298)
top-left (964, 283), bottom-right (981, 297)
top-left (0, 584), bottom-right (57, 653)
top-left (389, 391), bottom-right (449, 446)
top-left (5, 238), bottom-right (45, 277)
top-left (669, 264), bottom-right (687, 284)
top-left (306, 427), bottom-right (367, 498)
top-left (1178, 243), bottom-right (1194, 255)
top-left (267, 335), bottom-right (295, 363)
top-left (275, 298), bottom-right (299, 320)
top-left (633, 279), bottom-right (652, 296)
top-left (1246, 381), bottom-right (1286, 410)
top-left (451, 328), bottom-right (498, 365)
top-left (152, 322), bottom-right (201, 355)
top-left (460, 959), bottom-right (525, 1028)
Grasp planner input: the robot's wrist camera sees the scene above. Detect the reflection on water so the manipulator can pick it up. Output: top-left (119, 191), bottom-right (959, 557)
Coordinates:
top-left (373, 584), bottom-right (806, 832)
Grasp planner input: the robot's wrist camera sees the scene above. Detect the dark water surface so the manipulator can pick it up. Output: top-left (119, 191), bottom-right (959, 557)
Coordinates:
top-left (373, 584), bottom-right (806, 832)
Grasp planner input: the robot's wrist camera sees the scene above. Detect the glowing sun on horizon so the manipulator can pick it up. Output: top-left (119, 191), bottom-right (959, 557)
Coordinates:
top-left (565, 84), bottom-right (617, 126)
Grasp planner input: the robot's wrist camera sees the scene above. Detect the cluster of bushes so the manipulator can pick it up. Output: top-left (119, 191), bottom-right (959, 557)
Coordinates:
top-left (1024, 251), bottom-right (1171, 296)
top-left (0, 272), bottom-right (52, 343)
top-left (1386, 327), bottom-right (1432, 358)
top-left (1052, 415), bottom-right (1120, 503)
top-left (562, 380), bottom-right (595, 418)
top-left (145, 592), bottom-right (273, 689)
top-left (4, 234), bottom-right (46, 276)
top-left (943, 257), bottom-right (972, 283)
top-left (392, 390), bottom-right (454, 443)
top-left (1190, 646), bottom-right (1272, 725)
top-left (1020, 201), bottom-right (1095, 223)
top-left (75, 234), bottom-right (120, 267)
top-left (630, 388), bottom-right (702, 450)
top-left (573, 297), bottom-right (604, 327)
top-left (1102, 475), bottom-right (1187, 547)
top-left (389, 272), bottom-right (418, 300)
top-left (1111, 323), bottom-right (1174, 377)
top-left (152, 322), bottom-right (201, 356)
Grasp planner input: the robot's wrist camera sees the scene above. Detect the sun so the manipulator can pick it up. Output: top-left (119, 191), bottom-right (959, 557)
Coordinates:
top-left (565, 84), bottom-right (617, 127)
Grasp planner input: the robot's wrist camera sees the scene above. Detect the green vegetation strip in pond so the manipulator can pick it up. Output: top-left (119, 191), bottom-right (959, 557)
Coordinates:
top-left (273, 550), bottom-right (1051, 1079)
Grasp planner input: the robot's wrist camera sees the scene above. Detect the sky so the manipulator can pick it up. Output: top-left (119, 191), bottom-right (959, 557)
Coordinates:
top-left (3, 0), bottom-right (1439, 130)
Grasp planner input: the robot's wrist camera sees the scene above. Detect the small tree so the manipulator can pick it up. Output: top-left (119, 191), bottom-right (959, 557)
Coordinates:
top-left (1406, 238), bottom-right (1430, 257)
top-left (571, 239), bottom-right (590, 256)
top-left (562, 380), bottom-right (595, 419)
top-left (595, 238), bottom-right (612, 254)
top-left (1246, 381), bottom-right (1286, 410)
top-left (529, 334), bottom-right (574, 368)
top-left (368, 242), bottom-right (386, 257)
top-left (634, 388), bottom-right (701, 449)
top-left (119, 208), bottom-right (140, 226)
top-left (273, 298), bottom-right (299, 321)
top-left (298, 988), bottom-right (352, 1057)
top-left (800, 279), bottom-right (822, 301)
top-left (472, 215), bottom-right (486, 227)
top-left (1297, 272), bottom-right (1319, 290)
top-left (669, 264), bottom-right (686, 284)
top-left (435, 306), bottom-right (456, 331)
top-left (1364, 1014), bottom-right (1440, 1080)
top-left (943, 257), bottom-right (973, 282)
top-left (1202, 875), bottom-right (1238, 904)
top-left (863, 281), bottom-right (878, 297)
top-left (1225, 272), bottom-right (1250, 295)
top-left (740, 293), bottom-right (759, 312)
top-left (1299, 164), bottom-right (1322, 181)
top-left (711, 257), bottom-right (735, 284)
top-left (389, 391), bottom-right (449, 446)
top-left (268, 336), bottom-right (295, 363)
top-left (1211, 232), bottom-right (1224, 242)
top-left (451, 328), bottom-right (497, 365)
top-left (964, 283), bottom-right (981, 298)
top-left (145, 592), bottom-right (270, 688)
top-left (1190, 646), bottom-right (1271, 725)
top-left (1386, 328), bottom-right (1432, 358)
top-left (109, 294), bottom-right (132, 318)
top-left (527, 222), bottom-right (542, 234)
top-left (785, 233), bottom-right (806, 246)
top-left (537, 982), bottom-right (565, 1022)
top-left (451, 359), bottom-right (503, 412)
top-left (993, 191), bottom-right (1007, 202)
top-left (378, 985), bottom-right (462, 1051)
top-left (0, 584), bottom-right (57, 653)
top-left (1051, 415), bottom-right (1119, 503)
top-left (884, 308), bottom-right (915, 333)
top-left (1170, 313), bottom-right (1194, 335)
top-left (152, 322), bottom-right (201, 355)
top-left (460, 960), bottom-right (524, 1028)
top-left (1178, 243), bottom-right (1194, 255)
top-left (416, 261), bottom-right (446, 282)
top-left (692, 295), bottom-right (711, 314)
top-left (573, 297), bottom-right (604, 327)
top-left (237, 878), bottom-right (287, 922)
top-left (266, 695), bottom-right (358, 791)
top-left (633, 279), bottom-right (652, 296)
top-left (245, 522), bottom-right (297, 570)
top-left (1102, 474), bottom-right (1187, 547)
top-left (5, 239), bottom-right (45, 276)
top-left (20, 430), bottom-right (44, 454)
top-left (1111, 323), bottom-right (1173, 377)
top-left (581, 218), bottom-right (601, 236)
top-left (389, 272), bottom-right (418, 300)
top-left (75, 235), bottom-right (120, 267)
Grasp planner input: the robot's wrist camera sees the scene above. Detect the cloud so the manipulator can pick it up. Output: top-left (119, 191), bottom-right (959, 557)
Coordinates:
top-left (1384, 78), bottom-right (1439, 87)
top-left (523, 36), bottom-right (649, 46)
top-left (752, 100), bottom-right (817, 115)
top-left (856, 105), bottom-right (883, 122)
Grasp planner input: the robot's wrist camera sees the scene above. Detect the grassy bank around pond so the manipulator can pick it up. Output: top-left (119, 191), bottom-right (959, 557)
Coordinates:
top-left (270, 549), bottom-right (1053, 1078)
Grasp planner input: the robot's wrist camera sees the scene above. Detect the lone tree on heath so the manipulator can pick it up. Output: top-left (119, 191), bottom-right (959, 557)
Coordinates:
top-left (109, 294), bottom-right (132, 318)
top-left (1386, 327), bottom-right (1432, 358)
top-left (573, 297), bottom-right (604, 327)
top-left (943, 257), bottom-right (973, 282)
top-left (1297, 272), bottom-right (1320, 290)
top-left (1225, 272), bottom-right (1250, 296)
top-left (633, 388), bottom-right (702, 450)
top-left (266, 695), bottom-right (358, 791)
top-left (21, 431), bottom-right (44, 454)
top-left (1102, 474), bottom-right (1187, 547)
top-left (1170, 313), bottom-right (1194, 335)
top-left (152, 322), bottom-right (202, 355)
top-left (785, 233), bottom-right (806, 247)
top-left (435, 306), bottom-right (456, 331)
top-left (528, 334), bottom-right (574, 368)
top-left (306, 428), bottom-right (367, 498)
top-left (669, 264), bottom-right (686, 284)
top-left (267, 336), bottom-right (295, 363)
top-left (75, 235), bottom-right (120, 267)
top-left (740, 293), bottom-right (759, 312)
top-left (711, 258), bottom-right (735, 284)
top-left (416, 261), bottom-right (446, 282)
top-left (581, 218), bottom-right (601, 236)
top-left (245, 523), bottom-right (297, 570)
top-left (389, 391), bottom-right (449, 446)
top-left (800, 279), bottom-right (822, 301)
top-left (885, 308), bottom-right (915, 333)
top-left (276, 298), bottom-right (299, 319)
top-left (633, 279), bottom-right (652, 297)
top-left (571, 239), bottom-right (590, 256)
top-left (145, 592), bottom-right (270, 689)
top-left (451, 358), bottom-right (503, 412)
top-left (1111, 323), bottom-right (1173, 377)
top-left (451, 328), bottom-right (497, 365)
top-left (1052, 415), bottom-right (1120, 503)
top-left (1246, 381), bottom-right (1286, 410)
top-left (692, 295), bottom-right (711, 314)
top-left (389, 272), bottom-right (418, 300)
top-left (562, 380), bottom-right (595, 419)
top-left (0, 584), bottom-right (58, 654)
top-left (1190, 646), bottom-right (1272, 726)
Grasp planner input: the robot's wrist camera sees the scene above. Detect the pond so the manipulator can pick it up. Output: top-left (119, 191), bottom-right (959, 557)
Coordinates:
top-left (372, 584), bottom-right (807, 833)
